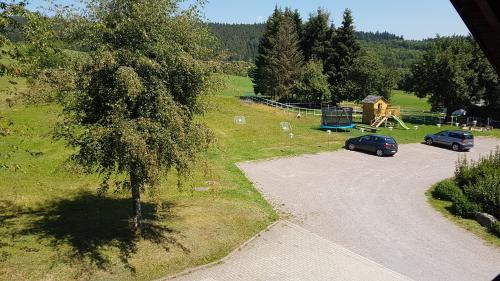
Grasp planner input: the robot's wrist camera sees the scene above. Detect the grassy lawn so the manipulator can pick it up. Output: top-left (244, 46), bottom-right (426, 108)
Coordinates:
top-left (218, 74), bottom-right (253, 97)
top-left (390, 90), bottom-right (431, 112)
top-left (1, 74), bottom-right (499, 280)
top-left (426, 185), bottom-right (500, 248)
top-left (0, 74), bottom-right (351, 281)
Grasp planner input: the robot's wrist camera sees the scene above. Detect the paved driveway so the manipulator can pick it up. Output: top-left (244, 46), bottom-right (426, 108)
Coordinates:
top-left (239, 137), bottom-right (500, 281)
top-left (168, 221), bottom-right (413, 281)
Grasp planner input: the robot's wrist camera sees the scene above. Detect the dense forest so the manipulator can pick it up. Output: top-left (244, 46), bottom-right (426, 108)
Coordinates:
top-left (208, 22), bottom-right (429, 73)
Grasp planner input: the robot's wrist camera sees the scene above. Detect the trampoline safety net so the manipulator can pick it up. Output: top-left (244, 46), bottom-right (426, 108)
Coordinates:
top-left (321, 107), bottom-right (354, 127)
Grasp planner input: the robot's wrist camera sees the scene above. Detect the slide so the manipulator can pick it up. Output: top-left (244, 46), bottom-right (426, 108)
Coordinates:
top-left (392, 115), bottom-right (410, 130)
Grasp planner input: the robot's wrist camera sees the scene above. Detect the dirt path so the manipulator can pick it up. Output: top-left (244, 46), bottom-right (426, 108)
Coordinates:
top-left (238, 138), bottom-right (500, 281)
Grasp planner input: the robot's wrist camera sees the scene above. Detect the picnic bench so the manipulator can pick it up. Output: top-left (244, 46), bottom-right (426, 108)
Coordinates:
top-left (356, 124), bottom-right (378, 133)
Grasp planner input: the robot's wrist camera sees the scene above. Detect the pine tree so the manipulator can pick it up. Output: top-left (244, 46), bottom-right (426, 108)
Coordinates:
top-left (284, 8), bottom-right (303, 42)
top-left (301, 9), bottom-right (331, 62)
top-left (326, 9), bottom-right (360, 103)
top-left (251, 7), bottom-right (283, 95)
top-left (266, 16), bottom-right (304, 101)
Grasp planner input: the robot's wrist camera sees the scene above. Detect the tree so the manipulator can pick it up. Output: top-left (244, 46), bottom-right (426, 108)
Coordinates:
top-left (57, 0), bottom-right (217, 231)
top-left (301, 9), bottom-right (331, 62)
top-left (251, 7), bottom-right (283, 95)
top-left (469, 37), bottom-right (500, 118)
top-left (284, 8), bottom-right (302, 42)
top-left (325, 9), bottom-right (360, 103)
top-left (1, 1), bottom-right (63, 75)
top-left (408, 37), bottom-right (480, 112)
top-left (251, 7), bottom-right (303, 100)
top-left (295, 59), bottom-right (330, 103)
top-left (265, 15), bottom-right (304, 101)
top-left (346, 51), bottom-right (396, 101)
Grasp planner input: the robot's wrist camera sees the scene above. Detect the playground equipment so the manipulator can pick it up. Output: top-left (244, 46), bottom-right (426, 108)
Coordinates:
top-left (361, 95), bottom-right (409, 130)
top-left (320, 106), bottom-right (355, 130)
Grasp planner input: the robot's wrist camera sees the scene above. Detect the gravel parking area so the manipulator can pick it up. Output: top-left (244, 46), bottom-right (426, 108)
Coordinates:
top-left (239, 137), bottom-right (500, 281)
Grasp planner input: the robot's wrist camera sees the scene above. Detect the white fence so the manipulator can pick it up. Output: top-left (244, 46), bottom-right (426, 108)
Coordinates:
top-left (244, 96), bottom-right (363, 119)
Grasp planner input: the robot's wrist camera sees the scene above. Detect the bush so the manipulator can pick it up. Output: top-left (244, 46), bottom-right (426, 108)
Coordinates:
top-left (431, 179), bottom-right (462, 201)
top-left (454, 148), bottom-right (500, 218)
top-left (492, 221), bottom-right (500, 237)
top-left (455, 148), bottom-right (500, 188)
top-left (462, 175), bottom-right (500, 218)
top-left (451, 194), bottom-right (481, 219)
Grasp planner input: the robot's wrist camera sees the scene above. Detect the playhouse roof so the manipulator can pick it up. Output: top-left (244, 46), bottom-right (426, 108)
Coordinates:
top-left (361, 95), bottom-right (388, 104)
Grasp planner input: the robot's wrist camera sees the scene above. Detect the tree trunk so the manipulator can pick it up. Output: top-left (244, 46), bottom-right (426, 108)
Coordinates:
top-left (131, 172), bottom-right (142, 231)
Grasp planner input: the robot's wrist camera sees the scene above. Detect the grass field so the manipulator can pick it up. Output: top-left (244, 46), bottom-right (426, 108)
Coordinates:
top-left (0, 74), bottom-right (499, 280)
top-left (390, 90), bottom-right (431, 112)
top-left (0, 74), bottom-right (353, 281)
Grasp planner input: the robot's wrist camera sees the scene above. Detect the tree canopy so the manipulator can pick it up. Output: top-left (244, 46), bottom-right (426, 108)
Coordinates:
top-left (407, 36), bottom-right (499, 114)
top-left (251, 7), bottom-right (392, 104)
top-left (57, 0), bottom-right (218, 230)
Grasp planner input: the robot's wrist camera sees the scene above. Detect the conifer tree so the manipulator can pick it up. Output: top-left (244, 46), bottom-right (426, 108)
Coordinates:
top-left (251, 7), bottom-right (283, 95)
top-left (327, 9), bottom-right (360, 103)
top-left (301, 9), bottom-right (331, 62)
top-left (266, 16), bottom-right (304, 101)
top-left (284, 8), bottom-right (303, 41)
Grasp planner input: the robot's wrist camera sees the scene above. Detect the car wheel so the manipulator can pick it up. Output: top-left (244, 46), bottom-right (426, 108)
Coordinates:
top-left (348, 143), bottom-right (355, 150)
top-left (452, 143), bottom-right (460, 151)
top-left (376, 149), bottom-right (384, 157)
top-left (425, 138), bottom-right (433, 145)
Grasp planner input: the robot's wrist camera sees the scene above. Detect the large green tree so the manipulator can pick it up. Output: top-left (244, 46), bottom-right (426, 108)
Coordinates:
top-left (295, 59), bottom-right (330, 103)
top-left (346, 51), bottom-right (396, 101)
top-left (58, 0), bottom-right (217, 230)
top-left (251, 7), bottom-right (283, 95)
top-left (251, 7), bottom-right (303, 100)
top-left (300, 9), bottom-right (331, 62)
top-left (325, 9), bottom-right (360, 103)
top-left (469, 38), bottom-right (500, 118)
top-left (408, 36), bottom-right (483, 113)
top-left (266, 15), bottom-right (304, 101)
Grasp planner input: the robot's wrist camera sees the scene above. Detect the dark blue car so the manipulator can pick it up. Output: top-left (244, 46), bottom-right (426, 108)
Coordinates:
top-left (345, 134), bottom-right (398, 156)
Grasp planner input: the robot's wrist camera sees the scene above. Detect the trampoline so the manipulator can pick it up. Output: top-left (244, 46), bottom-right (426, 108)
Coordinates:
top-left (320, 106), bottom-right (355, 130)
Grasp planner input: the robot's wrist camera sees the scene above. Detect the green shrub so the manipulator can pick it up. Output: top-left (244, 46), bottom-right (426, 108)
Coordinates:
top-left (451, 194), bottom-right (481, 219)
top-left (453, 147), bottom-right (500, 218)
top-left (462, 174), bottom-right (500, 218)
top-left (455, 148), bottom-right (500, 188)
top-left (492, 221), bottom-right (500, 237)
top-left (432, 179), bottom-right (462, 201)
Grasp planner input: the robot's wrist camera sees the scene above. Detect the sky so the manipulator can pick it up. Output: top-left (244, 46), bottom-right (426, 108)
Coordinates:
top-left (27, 0), bottom-right (470, 40)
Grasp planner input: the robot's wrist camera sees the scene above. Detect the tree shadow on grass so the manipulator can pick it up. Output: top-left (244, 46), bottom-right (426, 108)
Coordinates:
top-left (10, 191), bottom-right (188, 275)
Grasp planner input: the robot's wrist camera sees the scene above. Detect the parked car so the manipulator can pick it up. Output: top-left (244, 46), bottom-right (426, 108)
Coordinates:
top-left (345, 134), bottom-right (398, 156)
top-left (424, 130), bottom-right (474, 151)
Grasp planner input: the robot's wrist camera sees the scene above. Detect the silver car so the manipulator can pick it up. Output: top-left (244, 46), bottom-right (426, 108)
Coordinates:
top-left (424, 130), bottom-right (474, 151)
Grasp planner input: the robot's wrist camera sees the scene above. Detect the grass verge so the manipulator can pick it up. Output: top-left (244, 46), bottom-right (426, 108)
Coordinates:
top-left (426, 183), bottom-right (500, 248)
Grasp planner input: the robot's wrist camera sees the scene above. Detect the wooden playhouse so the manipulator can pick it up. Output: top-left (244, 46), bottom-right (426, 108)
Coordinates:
top-left (361, 95), bottom-right (408, 129)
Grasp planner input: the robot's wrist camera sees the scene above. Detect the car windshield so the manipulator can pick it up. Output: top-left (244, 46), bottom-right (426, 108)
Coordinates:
top-left (462, 134), bottom-right (473, 139)
top-left (385, 138), bottom-right (396, 144)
